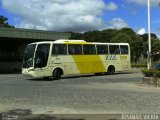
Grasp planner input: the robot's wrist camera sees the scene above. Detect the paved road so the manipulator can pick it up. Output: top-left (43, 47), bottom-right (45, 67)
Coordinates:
top-left (0, 72), bottom-right (160, 115)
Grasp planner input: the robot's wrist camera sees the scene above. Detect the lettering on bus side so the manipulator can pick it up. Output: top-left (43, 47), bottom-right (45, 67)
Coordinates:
top-left (106, 55), bottom-right (117, 60)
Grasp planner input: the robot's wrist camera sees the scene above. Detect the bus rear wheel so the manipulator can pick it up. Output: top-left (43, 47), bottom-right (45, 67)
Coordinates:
top-left (53, 69), bottom-right (62, 80)
top-left (107, 66), bottom-right (115, 75)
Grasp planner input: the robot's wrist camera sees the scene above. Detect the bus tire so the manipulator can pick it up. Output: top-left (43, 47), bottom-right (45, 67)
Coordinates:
top-left (53, 68), bottom-right (62, 80)
top-left (107, 66), bottom-right (115, 75)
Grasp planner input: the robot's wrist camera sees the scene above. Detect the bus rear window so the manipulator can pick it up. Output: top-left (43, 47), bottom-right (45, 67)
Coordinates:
top-left (120, 45), bottom-right (128, 54)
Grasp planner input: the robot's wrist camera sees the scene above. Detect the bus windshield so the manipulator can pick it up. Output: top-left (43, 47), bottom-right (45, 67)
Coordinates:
top-left (22, 44), bottom-right (36, 68)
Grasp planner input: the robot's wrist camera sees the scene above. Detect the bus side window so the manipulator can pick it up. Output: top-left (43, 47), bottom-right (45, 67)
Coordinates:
top-left (68, 44), bottom-right (82, 55)
top-left (83, 45), bottom-right (96, 55)
top-left (97, 45), bottom-right (108, 54)
top-left (109, 45), bottom-right (120, 54)
top-left (52, 44), bottom-right (67, 55)
top-left (120, 45), bottom-right (128, 54)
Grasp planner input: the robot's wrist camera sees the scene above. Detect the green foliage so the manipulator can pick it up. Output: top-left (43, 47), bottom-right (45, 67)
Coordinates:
top-left (0, 15), bottom-right (15, 28)
top-left (142, 69), bottom-right (160, 77)
top-left (101, 29), bottom-right (118, 42)
top-left (131, 64), bottom-right (147, 68)
top-left (141, 33), bottom-right (157, 43)
top-left (69, 32), bottom-right (82, 39)
top-left (154, 70), bottom-right (160, 77)
top-left (82, 31), bottom-right (103, 42)
top-left (141, 69), bottom-right (156, 77)
top-left (110, 33), bottom-right (132, 43)
top-left (119, 28), bottom-right (136, 35)
top-left (143, 38), bottom-right (160, 62)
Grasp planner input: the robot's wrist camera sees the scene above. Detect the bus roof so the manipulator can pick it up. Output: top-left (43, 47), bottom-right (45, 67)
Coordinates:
top-left (53, 39), bottom-right (129, 46)
top-left (29, 39), bottom-right (129, 46)
top-left (54, 39), bottom-right (86, 43)
top-left (92, 42), bottom-right (129, 45)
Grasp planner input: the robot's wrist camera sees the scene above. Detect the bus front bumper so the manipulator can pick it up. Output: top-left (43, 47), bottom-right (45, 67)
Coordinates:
top-left (22, 68), bottom-right (36, 78)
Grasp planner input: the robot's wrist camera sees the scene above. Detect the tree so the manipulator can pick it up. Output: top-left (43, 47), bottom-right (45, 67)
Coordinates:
top-left (0, 15), bottom-right (14, 28)
top-left (143, 38), bottom-right (160, 62)
top-left (119, 28), bottom-right (136, 35)
top-left (70, 32), bottom-right (82, 40)
top-left (141, 33), bottom-right (157, 42)
top-left (101, 29), bottom-right (118, 42)
top-left (110, 33), bottom-right (132, 43)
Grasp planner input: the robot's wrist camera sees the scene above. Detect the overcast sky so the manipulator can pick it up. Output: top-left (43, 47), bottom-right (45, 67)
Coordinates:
top-left (0, 0), bottom-right (160, 37)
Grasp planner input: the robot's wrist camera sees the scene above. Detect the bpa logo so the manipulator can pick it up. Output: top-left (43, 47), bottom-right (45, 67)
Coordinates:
top-left (106, 55), bottom-right (117, 60)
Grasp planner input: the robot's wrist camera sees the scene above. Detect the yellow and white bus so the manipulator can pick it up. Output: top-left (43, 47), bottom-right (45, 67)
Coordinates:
top-left (22, 39), bottom-right (131, 79)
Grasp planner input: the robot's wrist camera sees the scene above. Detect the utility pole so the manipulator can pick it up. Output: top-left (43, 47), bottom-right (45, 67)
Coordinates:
top-left (147, 0), bottom-right (151, 70)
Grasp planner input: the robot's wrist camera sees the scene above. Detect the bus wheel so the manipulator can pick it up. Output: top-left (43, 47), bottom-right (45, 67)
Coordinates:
top-left (107, 66), bottom-right (115, 75)
top-left (53, 69), bottom-right (62, 80)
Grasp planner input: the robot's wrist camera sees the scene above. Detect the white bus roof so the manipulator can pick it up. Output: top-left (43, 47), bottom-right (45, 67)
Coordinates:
top-left (29, 39), bottom-right (129, 46)
top-left (54, 39), bottom-right (86, 43)
top-left (92, 42), bottom-right (129, 45)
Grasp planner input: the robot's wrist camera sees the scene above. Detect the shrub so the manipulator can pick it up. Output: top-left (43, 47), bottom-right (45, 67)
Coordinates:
top-left (131, 64), bottom-right (147, 68)
top-left (154, 70), bottom-right (160, 77)
top-left (141, 69), bottom-right (156, 77)
top-left (141, 68), bottom-right (160, 77)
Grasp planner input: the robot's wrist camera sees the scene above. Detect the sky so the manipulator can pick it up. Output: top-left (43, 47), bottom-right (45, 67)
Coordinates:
top-left (0, 0), bottom-right (160, 37)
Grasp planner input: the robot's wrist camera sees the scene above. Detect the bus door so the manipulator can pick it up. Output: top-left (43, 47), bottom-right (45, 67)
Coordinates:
top-left (34, 44), bottom-right (50, 76)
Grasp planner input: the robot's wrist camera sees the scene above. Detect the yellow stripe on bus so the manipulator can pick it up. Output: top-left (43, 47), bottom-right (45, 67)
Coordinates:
top-left (72, 55), bottom-right (106, 73)
top-left (120, 55), bottom-right (127, 60)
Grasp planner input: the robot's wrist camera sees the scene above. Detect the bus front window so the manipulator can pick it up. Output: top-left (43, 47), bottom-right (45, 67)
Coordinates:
top-left (22, 44), bottom-right (36, 68)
